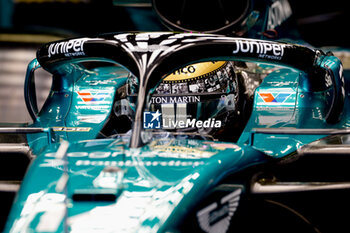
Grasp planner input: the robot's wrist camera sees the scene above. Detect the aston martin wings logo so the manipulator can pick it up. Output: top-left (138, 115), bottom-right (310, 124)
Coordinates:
top-left (197, 189), bottom-right (242, 233)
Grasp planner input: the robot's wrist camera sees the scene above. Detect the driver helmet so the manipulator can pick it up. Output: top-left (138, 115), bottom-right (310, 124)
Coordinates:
top-left (127, 61), bottom-right (241, 140)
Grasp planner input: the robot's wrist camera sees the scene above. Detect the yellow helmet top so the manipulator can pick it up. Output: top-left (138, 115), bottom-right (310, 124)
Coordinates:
top-left (163, 61), bottom-right (227, 83)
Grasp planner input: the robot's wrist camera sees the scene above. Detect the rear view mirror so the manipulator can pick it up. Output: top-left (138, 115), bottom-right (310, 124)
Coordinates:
top-left (24, 58), bottom-right (51, 121)
top-left (24, 58), bottom-right (41, 121)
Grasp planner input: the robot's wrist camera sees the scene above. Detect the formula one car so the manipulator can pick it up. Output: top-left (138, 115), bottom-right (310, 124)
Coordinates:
top-left (1, 32), bottom-right (350, 233)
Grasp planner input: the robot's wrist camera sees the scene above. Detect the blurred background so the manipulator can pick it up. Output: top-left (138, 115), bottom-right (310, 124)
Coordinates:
top-left (0, 0), bottom-right (348, 123)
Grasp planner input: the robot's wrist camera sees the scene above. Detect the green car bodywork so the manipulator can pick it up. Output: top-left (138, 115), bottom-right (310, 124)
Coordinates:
top-left (3, 32), bottom-right (348, 233)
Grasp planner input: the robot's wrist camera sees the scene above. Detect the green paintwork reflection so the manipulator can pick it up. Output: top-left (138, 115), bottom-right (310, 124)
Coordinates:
top-left (5, 137), bottom-right (266, 232)
top-left (5, 47), bottom-right (350, 232)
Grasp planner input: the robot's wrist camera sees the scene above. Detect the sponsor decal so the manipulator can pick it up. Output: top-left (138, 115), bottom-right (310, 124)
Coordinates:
top-left (197, 189), bottom-right (242, 233)
top-left (258, 92), bottom-right (291, 103)
top-left (76, 105), bottom-right (110, 110)
top-left (44, 150), bottom-right (209, 160)
top-left (172, 65), bottom-right (196, 75)
top-left (232, 39), bottom-right (287, 60)
top-left (164, 61), bottom-right (227, 82)
top-left (75, 90), bottom-right (113, 110)
top-left (73, 160), bottom-right (205, 167)
top-left (143, 110), bottom-right (221, 129)
top-left (52, 127), bottom-right (92, 132)
top-left (267, 0), bottom-right (292, 30)
top-left (41, 155), bottom-right (206, 167)
top-left (258, 92), bottom-right (294, 105)
top-left (43, 146), bottom-right (211, 165)
top-left (77, 91), bottom-right (110, 103)
top-left (48, 38), bottom-right (88, 57)
top-left (152, 145), bottom-right (215, 158)
top-left (45, 151), bottom-right (123, 159)
top-left (150, 96), bottom-right (200, 104)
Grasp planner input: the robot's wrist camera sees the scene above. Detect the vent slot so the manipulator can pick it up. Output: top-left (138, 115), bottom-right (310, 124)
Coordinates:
top-left (72, 193), bottom-right (117, 202)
